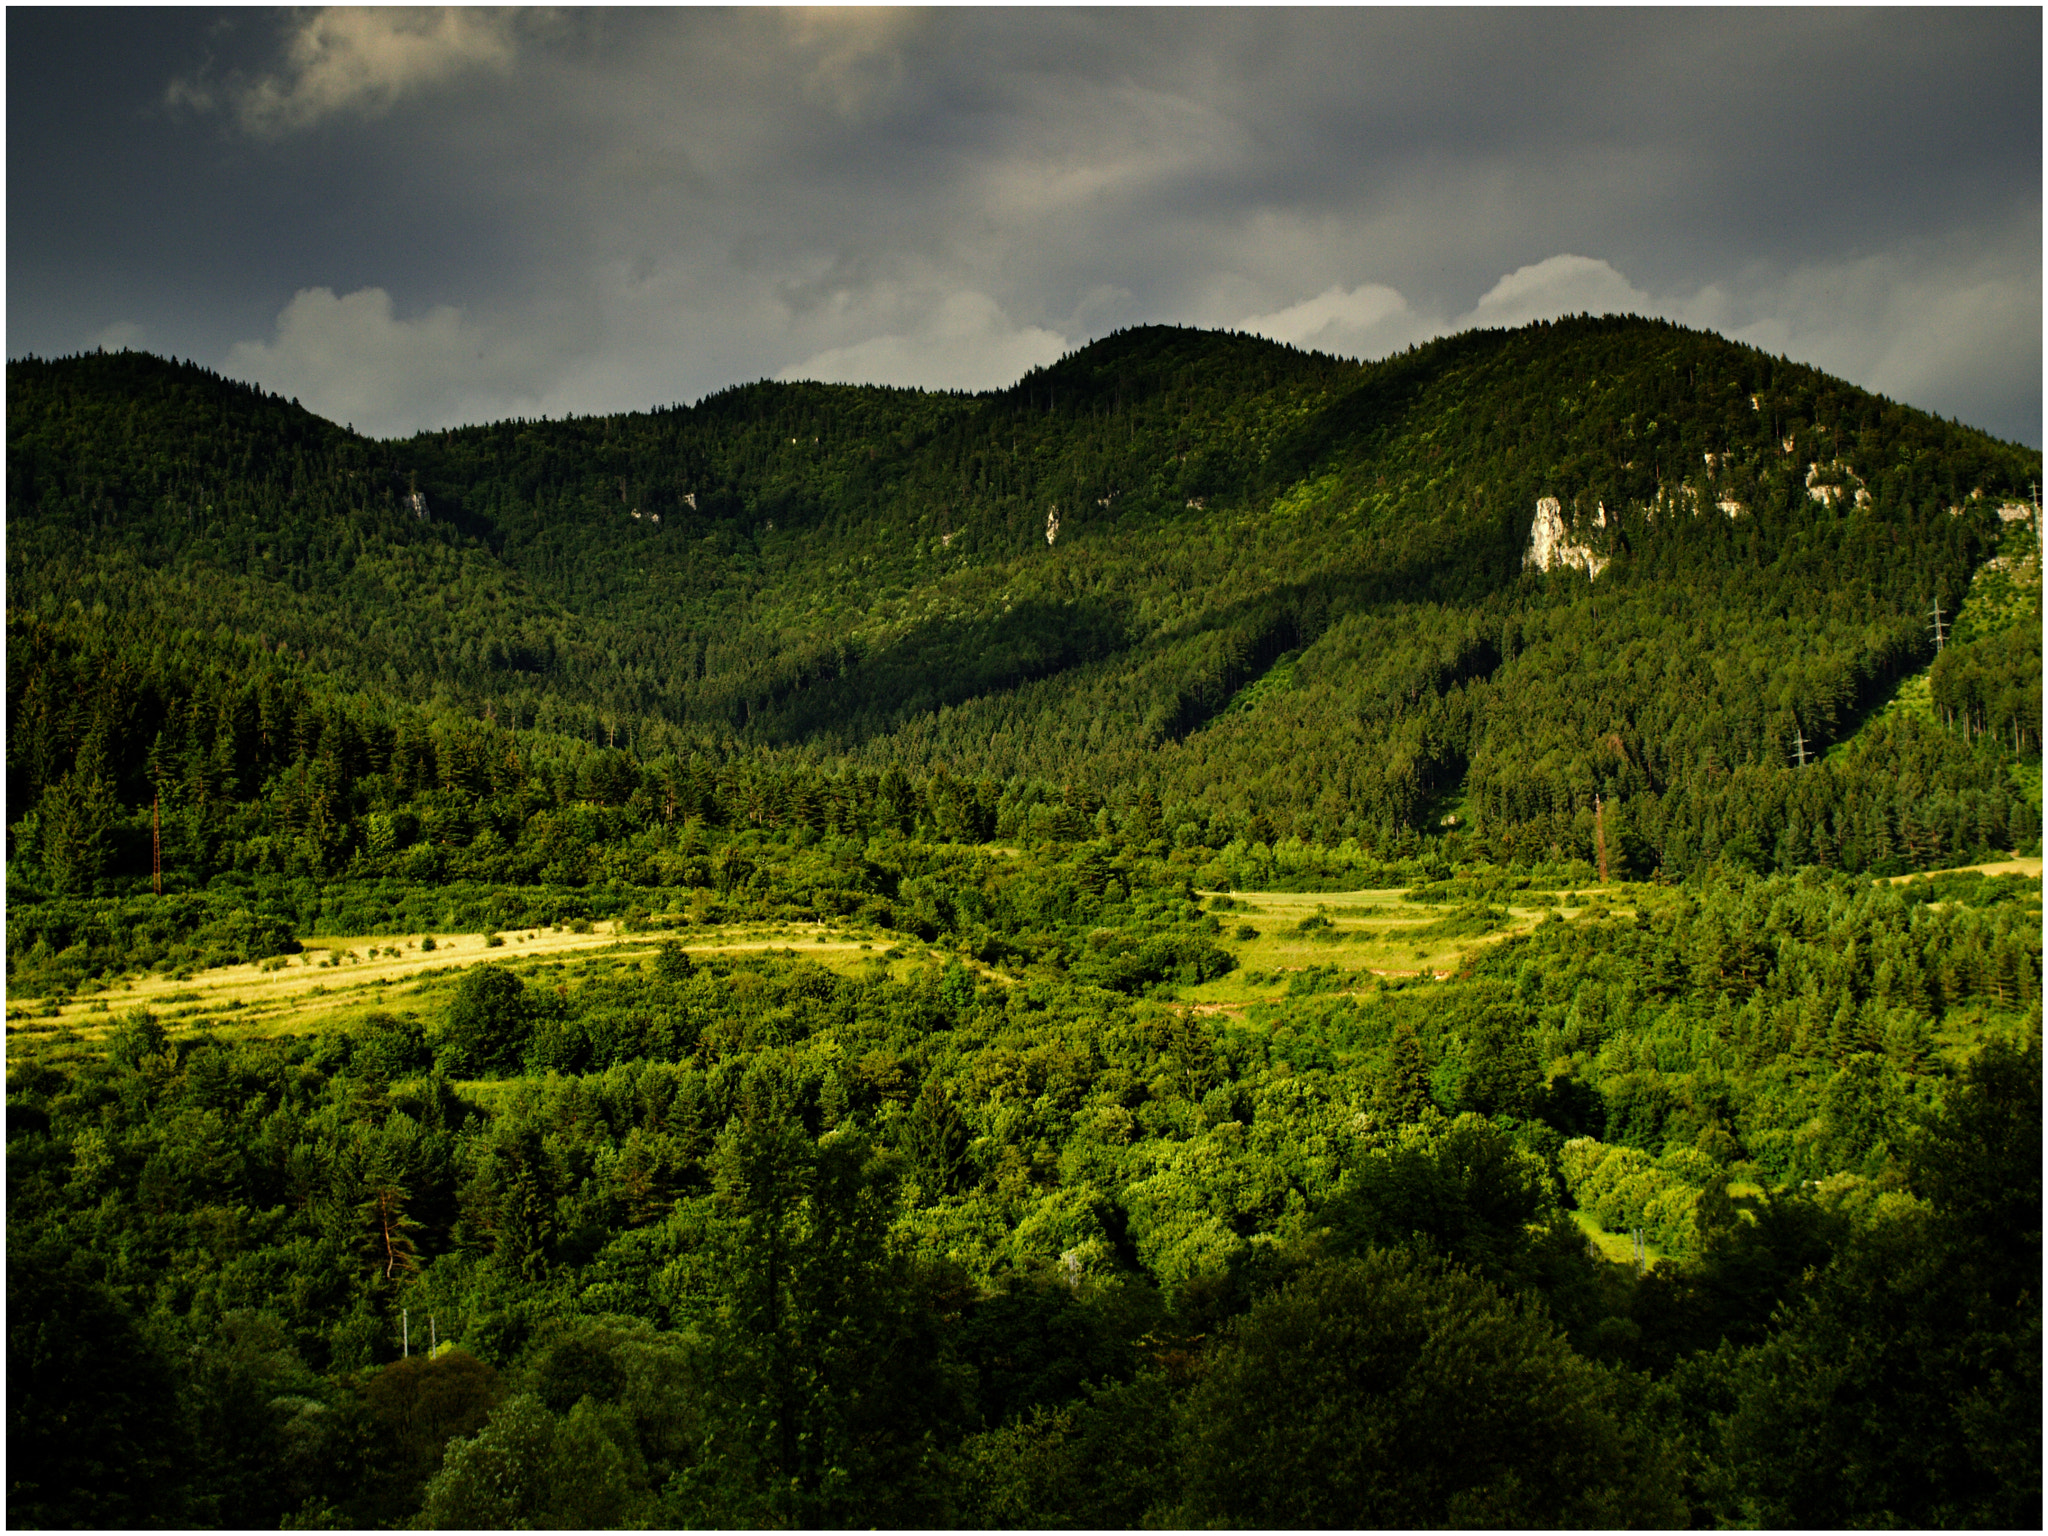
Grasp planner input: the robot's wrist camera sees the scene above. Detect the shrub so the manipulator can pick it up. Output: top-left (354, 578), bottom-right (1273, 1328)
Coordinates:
top-left (438, 965), bottom-right (532, 1077)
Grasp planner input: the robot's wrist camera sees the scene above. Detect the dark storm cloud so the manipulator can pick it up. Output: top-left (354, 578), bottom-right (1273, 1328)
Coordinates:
top-left (8, 8), bottom-right (2039, 442)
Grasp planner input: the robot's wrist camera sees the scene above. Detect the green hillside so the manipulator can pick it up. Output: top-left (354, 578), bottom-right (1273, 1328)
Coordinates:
top-left (8, 317), bottom-right (2040, 894)
top-left (7, 318), bottom-right (2040, 1529)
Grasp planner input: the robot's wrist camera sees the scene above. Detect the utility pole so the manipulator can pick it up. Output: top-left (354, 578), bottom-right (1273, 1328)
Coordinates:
top-left (151, 792), bottom-right (162, 896)
top-left (403, 1307), bottom-right (409, 1359)
top-left (1594, 794), bottom-right (1609, 884)
top-left (1930, 596), bottom-right (1948, 653)
top-left (1792, 728), bottom-right (1811, 767)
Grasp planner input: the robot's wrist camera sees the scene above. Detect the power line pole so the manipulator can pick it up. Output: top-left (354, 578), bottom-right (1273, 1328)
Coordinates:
top-left (403, 1307), bottom-right (409, 1359)
top-left (1792, 728), bottom-right (1811, 767)
top-left (152, 792), bottom-right (162, 896)
top-left (1594, 794), bottom-right (1609, 884)
top-left (1930, 596), bottom-right (1948, 653)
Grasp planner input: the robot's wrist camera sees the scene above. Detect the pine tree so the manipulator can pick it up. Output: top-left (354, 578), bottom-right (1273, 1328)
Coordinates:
top-left (1373, 1021), bottom-right (1436, 1126)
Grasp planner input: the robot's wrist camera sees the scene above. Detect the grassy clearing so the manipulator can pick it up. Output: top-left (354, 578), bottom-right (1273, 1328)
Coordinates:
top-left (4, 876), bottom-right (1672, 1054)
top-left (2, 917), bottom-right (981, 1052)
top-left (1571, 1210), bottom-right (1666, 1268)
top-left (1185, 885), bottom-right (1647, 1008)
top-left (1883, 856), bottom-right (2041, 883)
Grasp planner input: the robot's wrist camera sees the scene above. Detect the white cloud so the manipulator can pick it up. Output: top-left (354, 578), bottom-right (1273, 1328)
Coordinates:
top-left (176, 8), bottom-right (522, 137)
top-left (86, 320), bottom-right (149, 353)
top-left (224, 286), bottom-right (558, 437)
top-left (1238, 282), bottom-right (1411, 355)
top-left (1222, 256), bottom-right (1656, 368)
top-left (1458, 254), bottom-right (1653, 331)
top-left (776, 290), bottom-right (1067, 393)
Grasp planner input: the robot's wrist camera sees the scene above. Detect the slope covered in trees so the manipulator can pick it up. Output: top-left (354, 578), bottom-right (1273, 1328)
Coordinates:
top-left (7, 316), bottom-right (2039, 895)
top-left (6, 317), bottom-right (2041, 1528)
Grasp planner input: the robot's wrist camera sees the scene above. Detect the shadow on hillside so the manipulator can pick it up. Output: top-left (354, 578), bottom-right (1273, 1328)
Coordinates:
top-left (743, 597), bottom-right (1131, 749)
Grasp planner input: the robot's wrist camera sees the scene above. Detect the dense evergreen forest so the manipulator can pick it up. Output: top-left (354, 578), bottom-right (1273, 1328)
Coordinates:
top-left (7, 316), bottom-right (2041, 1528)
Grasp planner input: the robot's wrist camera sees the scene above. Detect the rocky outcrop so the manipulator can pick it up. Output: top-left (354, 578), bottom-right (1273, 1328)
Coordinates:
top-left (1046, 505), bottom-right (1061, 545)
top-left (1804, 461), bottom-right (1869, 507)
top-left (1526, 496), bottom-right (1607, 577)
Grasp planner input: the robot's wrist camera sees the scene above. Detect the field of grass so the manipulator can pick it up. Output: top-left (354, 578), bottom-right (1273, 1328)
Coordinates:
top-left (1, 915), bottom-right (989, 1059)
top-left (1183, 884), bottom-right (1647, 1010)
top-left (1883, 856), bottom-right (2041, 883)
top-left (6, 876), bottom-right (1654, 1057)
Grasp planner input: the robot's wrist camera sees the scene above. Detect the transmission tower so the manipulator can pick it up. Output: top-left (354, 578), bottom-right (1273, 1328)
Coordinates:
top-left (1930, 596), bottom-right (1949, 653)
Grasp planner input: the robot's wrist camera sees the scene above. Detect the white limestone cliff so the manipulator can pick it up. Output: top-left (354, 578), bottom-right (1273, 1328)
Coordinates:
top-left (1526, 496), bottom-right (1607, 577)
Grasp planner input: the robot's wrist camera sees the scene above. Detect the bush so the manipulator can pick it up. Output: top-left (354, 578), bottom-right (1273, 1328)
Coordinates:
top-left (354, 1013), bottom-right (434, 1078)
top-left (107, 1009), bottom-right (167, 1069)
top-left (438, 966), bottom-right (533, 1077)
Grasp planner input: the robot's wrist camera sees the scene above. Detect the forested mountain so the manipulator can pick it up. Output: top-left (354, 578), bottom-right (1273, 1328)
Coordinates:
top-left (7, 316), bottom-right (2040, 898)
top-left (7, 318), bottom-right (2040, 1529)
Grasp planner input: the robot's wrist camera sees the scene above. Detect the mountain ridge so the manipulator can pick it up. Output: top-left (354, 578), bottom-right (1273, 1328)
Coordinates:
top-left (7, 314), bottom-right (2039, 892)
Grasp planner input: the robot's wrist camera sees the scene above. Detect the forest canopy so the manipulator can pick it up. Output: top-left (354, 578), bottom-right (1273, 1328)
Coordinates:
top-left (7, 316), bottom-right (2040, 1528)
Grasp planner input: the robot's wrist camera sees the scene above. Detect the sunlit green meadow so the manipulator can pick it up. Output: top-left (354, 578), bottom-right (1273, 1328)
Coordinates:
top-left (1184, 885), bottom-right (1646, 1008)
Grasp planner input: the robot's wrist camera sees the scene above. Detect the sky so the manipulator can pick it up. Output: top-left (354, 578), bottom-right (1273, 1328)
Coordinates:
top-left (8, 7), bottom-right (2042, 444)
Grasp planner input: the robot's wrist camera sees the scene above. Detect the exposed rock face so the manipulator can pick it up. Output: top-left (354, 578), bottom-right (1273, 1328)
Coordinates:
top-left (1046, 504), bottom-right (1061, 545)
top-left (1997, 502), bottom-right (2034, 523)
top-left (406, 491), bottom-right (429, 521)
top-left (1805, 460), bottom-right (1870, 507)
top-left (1525, 496), bottom-right (1607, 577)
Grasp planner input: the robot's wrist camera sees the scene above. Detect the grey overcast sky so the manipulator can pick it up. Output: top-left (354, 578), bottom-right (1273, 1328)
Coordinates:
top-left (8, 7), bottom-right (2042, 443)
